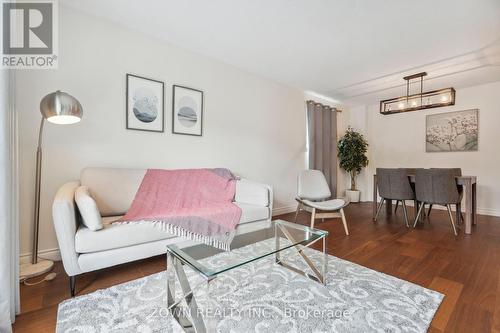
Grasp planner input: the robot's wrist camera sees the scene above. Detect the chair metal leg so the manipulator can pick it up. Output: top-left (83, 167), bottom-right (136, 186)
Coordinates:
top-left (70, 276), bottom-right (76, 297)
top-left (340, 208), bottom-right (349, 235)
top-left (294, 202), bottom-right (302, 222)
top-left (427, 204), bottom-right (433, 217)
top-left (457, 203), bottom-right (464, 225)
top-left (447, 204), bottom-right (458, 236)
top-left (401, 200), bottom-right (409, 228)
top-left (374, 198), bottom-right (384, 221)
top-left (310, 208), bottom-right (316, 229)
top-left (394, 200), bottom-right (399, 213)
top-left (413, 203), bottom-right (425, 227)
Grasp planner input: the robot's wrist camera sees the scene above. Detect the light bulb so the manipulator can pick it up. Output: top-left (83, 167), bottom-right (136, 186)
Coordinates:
top-left (441, 95), bottom-right (448, 102)
top-left (398, 102), bottom-right (405, 109)
top-left (47, 115), bottom-right (81, 124)
top-left (411, 101), bottom-right (417, 107)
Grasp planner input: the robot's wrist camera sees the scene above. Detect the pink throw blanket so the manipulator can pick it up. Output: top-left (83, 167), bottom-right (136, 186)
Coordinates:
top-left (117, 168), bottom-right (242, 250)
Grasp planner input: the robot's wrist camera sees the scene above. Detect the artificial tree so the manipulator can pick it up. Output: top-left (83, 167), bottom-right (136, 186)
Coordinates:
top-left (337, 126), bottom-right (369, 191)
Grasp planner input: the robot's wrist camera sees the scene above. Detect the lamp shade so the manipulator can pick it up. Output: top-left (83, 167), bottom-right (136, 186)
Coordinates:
top-left (40, 90), bottom-right (83, 124)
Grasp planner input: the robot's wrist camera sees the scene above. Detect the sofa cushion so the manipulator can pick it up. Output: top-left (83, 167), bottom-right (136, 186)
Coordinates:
top-left (80, 168), bottom-right (146, 216)
top-left (75, 216), bottom-right (175, 253)
top-left (75, 202), bottom-right (270, 253)
top-left (74, 186), bottom-right (103, 231)
top-left (235, 179), bottom-right (269, 207)
top-left (234, 202), bottom-right (270, 224)
top-left (77, 237), bottom-right (181, 273)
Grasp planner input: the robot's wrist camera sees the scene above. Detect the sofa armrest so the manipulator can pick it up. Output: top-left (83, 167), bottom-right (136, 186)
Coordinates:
top-left (52, 181), bottom-right (82, 276)
top-left (235, 179), bottom-right (273, 217)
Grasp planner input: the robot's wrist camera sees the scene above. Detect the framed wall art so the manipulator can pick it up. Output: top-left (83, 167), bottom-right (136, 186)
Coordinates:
top-left (126, 74), bottom-right (164, 132)
top-left (172, 85), bottom-right (203, 136)
top-left (426, 109), bottom-right (478, 152)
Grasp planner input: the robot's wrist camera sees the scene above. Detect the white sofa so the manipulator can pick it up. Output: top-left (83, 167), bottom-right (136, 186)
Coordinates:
top-left (52, 167), bottom-right (273, 296)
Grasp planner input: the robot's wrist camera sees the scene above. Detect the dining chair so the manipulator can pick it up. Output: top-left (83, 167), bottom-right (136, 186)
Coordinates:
top-left (394, 168), bottom-right (416, 213)
top-left (413, 169), bottom-right (462, 235)
top-left (426, 168), bottom-right (463, 223)
top-left (374, 168), bottom-right (415, 227)
top-left (294, 170), bottom-right (349, 234)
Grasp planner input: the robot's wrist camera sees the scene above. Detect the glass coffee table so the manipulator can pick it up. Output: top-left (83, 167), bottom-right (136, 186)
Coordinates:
top-left (165, 219), bottom-right (328, 332)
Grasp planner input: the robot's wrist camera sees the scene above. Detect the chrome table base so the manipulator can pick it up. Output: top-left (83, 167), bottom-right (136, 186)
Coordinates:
top-left (166, 253), bottom-right (213, 333)
top-left (275, 223), bottom-right (328, 285)
top-left (166, 223), bottom-right (328, 332)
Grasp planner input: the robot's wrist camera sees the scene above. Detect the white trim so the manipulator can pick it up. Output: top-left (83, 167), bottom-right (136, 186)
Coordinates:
top-left (476, 208), bottom-right (500, 217)
top-left (20, 248), bottom-right (61, 264)
top-left (272, 205), bottom-right (297, 216)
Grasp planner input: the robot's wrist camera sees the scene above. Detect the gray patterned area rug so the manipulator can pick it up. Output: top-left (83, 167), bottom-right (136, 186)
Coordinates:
top-left (57, 239), bottom-right (443, 332)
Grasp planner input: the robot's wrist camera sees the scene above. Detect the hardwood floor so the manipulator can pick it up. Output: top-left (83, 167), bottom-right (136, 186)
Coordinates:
top-left (13, 202), bottom-right (500, 332)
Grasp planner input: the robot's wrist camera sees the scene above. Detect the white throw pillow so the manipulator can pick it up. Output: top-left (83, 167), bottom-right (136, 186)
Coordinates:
top-left (75, 186), bottom-right (103, 231)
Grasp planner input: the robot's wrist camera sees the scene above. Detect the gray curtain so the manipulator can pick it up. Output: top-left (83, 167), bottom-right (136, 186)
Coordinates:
top-left (0, 69), bottom-right (19, 332)
top-left (306, 100), bottom-right (338, 197)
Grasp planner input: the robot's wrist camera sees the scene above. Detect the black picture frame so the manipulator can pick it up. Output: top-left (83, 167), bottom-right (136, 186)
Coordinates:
top-left (172, 85), bottom-right (204, 136)
top-left (126, 73), bottom-right (165, 133)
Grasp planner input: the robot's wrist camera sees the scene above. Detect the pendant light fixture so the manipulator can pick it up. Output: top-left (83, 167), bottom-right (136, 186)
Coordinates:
top-left (380, 72), bottom-right (455, 115)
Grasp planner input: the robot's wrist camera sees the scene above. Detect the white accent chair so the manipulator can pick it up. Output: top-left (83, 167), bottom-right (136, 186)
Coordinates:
top-left (294, 170), bottom-right (349, 234)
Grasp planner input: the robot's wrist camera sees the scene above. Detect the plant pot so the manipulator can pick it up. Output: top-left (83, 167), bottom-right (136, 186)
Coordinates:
top-left (346, 190), bottom-right (361, 203)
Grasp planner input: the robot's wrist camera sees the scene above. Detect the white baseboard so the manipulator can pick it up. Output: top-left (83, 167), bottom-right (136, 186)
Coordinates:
top-left (20, 248), bottom-right (61, 264)
top-left (476, 207), bottom-right (500, 217)
top-left (272, 205), bottom-right (297, 216)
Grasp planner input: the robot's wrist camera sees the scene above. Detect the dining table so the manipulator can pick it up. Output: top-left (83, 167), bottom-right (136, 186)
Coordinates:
top-left (372, 173), bottom-right (477, 234)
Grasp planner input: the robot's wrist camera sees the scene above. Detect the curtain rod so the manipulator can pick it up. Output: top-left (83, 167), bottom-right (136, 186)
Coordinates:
top-left (306, 100), bottom-right (342, 112)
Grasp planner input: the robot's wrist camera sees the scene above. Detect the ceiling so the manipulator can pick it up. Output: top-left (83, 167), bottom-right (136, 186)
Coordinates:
top-left (61, 0), bottom-right (500, 105)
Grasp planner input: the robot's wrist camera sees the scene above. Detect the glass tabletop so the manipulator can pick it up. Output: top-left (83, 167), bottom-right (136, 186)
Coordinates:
top-left (166, 219), bottom-right (328, 278)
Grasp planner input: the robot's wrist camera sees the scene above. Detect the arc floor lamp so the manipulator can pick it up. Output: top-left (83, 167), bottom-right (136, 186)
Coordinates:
top-left (20, 91), bottom-right (83, 279)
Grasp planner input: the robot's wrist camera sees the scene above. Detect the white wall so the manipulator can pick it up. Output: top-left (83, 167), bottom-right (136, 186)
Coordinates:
top-left (344, 81), bottom-right (500, 216)
top-left (15, 7), bottom-right (308, 258)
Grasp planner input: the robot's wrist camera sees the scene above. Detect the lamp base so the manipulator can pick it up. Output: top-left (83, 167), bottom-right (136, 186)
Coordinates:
top-left (20, 259), bottom-right (54, 280)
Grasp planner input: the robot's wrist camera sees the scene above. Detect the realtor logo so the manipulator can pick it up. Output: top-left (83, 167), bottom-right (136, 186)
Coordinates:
top-left (1, 0), bottom-right (58, 69)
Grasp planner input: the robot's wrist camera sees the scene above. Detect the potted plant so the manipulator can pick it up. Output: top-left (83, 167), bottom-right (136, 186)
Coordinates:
top-left (337, 126), bottom-right (369, 203)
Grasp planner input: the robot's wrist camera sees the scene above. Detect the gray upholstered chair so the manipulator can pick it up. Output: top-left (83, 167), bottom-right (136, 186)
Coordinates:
top-left (413, 169), bottom-right (462, 235)
top-left (374, 168), bottom-right (415, 227)
top-left (294, 170), bottom-right (349, 234)
top-left (426, 168), bottom-right (462, 220)
top-left (394, 168), bottom-right (417, 213)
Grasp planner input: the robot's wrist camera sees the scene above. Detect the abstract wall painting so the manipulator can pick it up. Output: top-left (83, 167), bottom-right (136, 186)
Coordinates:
top-left (126, 74), bottom-right (164, 132)
top-left (172, 85), bottom-right (203, 136)
top-left (426, 109), bottom-right (478, 152)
